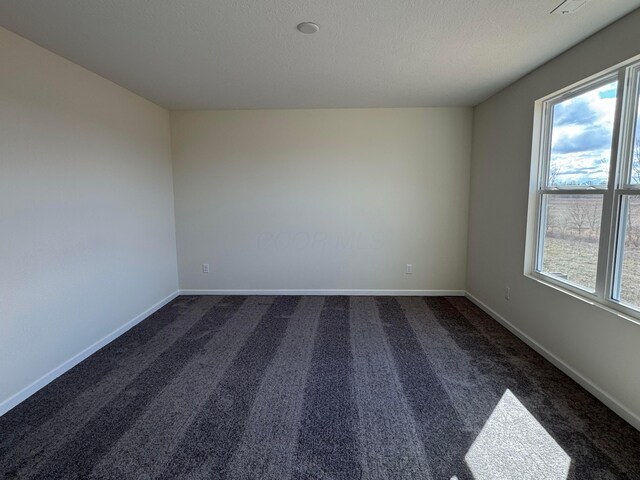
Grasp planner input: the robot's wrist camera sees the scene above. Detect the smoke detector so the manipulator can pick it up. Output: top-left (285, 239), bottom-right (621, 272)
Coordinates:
top-left (297, 22), bottom-right (319, 34)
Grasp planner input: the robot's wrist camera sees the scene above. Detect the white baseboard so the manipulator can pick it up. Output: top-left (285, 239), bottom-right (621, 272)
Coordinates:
top-left (180, 289), bottom-right (466, 296)
top-left (0, 290), bottom-right (180, 417)
top-left (6, 287), bottom-right (636, 433)
top-left (465, 292), bottom-right (640, 432)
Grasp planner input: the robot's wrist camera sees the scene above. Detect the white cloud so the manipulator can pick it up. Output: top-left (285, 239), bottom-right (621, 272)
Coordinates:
top-left (549, 81), bottom-right (617, 185)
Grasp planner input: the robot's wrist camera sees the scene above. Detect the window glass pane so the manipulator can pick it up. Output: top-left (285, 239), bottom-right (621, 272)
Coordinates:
top-left (614, 196), bottom-right (640, 308)
top-left (539, 194), bottom-right (603, 291)
top-left (548, 81), bottom-right (618, 187)
top-left (631, 81), bottom-right (640, 184)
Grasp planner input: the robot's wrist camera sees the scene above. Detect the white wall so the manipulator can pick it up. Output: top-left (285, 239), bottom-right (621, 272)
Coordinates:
top-left (171, 108), bottom-right (472, 293)
top-left (467, 9), bottom-right (640, 428)
top-left (0, 28), bottom-right (178, 412)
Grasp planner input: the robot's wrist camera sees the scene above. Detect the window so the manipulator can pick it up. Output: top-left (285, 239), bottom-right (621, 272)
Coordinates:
top-left (527, 56), bottom-right (640, 319)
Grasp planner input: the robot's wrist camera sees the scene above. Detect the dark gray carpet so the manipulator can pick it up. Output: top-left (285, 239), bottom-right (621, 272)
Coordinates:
top-left (1, 295), bottom-right (640, 479)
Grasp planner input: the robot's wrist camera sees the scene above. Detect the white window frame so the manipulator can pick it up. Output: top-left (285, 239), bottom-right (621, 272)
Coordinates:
top-left (525, 54), bottom-right (640, 323)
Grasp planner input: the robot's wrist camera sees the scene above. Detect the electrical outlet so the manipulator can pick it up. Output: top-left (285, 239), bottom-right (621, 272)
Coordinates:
top-left (504, 286), bottom-right (511, 301)
top-left (202, 263), bottom-right (210, 274)
top-left (406, 264), bottom-right (413, 274)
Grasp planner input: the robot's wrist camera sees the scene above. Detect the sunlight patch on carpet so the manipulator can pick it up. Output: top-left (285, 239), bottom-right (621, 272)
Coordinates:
top-left (465, 389), bottom-right (571, 480)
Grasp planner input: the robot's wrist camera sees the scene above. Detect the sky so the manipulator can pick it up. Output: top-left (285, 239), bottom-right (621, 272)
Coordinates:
top-left (549, 81), bottom-right (618, 186)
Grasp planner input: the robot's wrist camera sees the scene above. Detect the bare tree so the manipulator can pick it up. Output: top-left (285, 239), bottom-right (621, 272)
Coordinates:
top-left (546, 208), bottom-right (562, 236)
top-left (548, 165), bottom-right (561, 186)
top-left (625, 136), bottom-right (640, 246)
top-left (568, 199), bottom-right (590, 236)
top-left (625, 198), bottom-right (640, 248)
top-left (588, 202), bottom-right (600, 238)
top-left (632, 135), bottom-right (640, 184)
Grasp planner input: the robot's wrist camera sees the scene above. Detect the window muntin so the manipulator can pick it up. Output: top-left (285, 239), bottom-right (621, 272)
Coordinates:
top-left (529, 56), bottom-right (640, 321)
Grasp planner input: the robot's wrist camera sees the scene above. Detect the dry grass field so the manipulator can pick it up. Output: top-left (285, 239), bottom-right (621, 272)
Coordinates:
top-left (541, 195), bottom-right (640, 308)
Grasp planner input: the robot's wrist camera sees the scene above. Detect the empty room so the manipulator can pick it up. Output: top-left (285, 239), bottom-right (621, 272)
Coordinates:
top-left (2, 1), bottom-right (640, 478)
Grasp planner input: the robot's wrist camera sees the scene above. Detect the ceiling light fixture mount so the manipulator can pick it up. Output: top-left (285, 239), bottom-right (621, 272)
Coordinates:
top-left (550, 0), bottom-right (587, 15)
top-left (297, 22), bottom-right (319, 34)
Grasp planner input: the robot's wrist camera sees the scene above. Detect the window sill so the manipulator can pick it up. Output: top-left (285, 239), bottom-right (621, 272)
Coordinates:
top-left (524, 272), bottom-right (640, 328)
